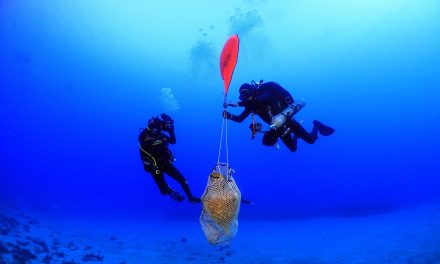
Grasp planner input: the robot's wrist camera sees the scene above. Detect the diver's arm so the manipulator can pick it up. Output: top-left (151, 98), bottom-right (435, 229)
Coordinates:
top-left (228, 108), bottom-right (252, 123)
top-left (238, 91), bottom-right (272, 108)
top-left (224, 102), bottom-right (239, 107)
top-left (162, 130), bottom-right (176, 144)
top-left (168, 131), bottom-right (176, 144)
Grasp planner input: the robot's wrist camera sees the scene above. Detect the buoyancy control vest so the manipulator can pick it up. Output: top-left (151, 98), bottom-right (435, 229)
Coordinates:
top-left (257, 81), bottom-right (294, 113)
top-left (251, 81), bottom-right (306, 130)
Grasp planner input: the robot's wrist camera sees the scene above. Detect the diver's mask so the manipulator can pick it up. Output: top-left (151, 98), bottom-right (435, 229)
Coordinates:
top-left (239, 83), bottom-right (256, 101)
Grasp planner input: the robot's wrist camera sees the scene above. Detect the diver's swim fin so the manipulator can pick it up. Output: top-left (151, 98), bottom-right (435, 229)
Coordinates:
top-left (168, 191), bottom-right (185, 202)
top-left (189, 197), bottom-right (201, 204)
top-left (313, 120), bottom-right (335, 136)
top-left (241, 198), bottom-right (253, 205)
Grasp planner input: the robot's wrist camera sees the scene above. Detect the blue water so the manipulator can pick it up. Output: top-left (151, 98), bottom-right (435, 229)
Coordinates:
top-left (1, 0), bottom-right (440, 262)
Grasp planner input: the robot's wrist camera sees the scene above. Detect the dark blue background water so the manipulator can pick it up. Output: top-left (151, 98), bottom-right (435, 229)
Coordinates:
top-left (1, 0), bottom-right (439, 220)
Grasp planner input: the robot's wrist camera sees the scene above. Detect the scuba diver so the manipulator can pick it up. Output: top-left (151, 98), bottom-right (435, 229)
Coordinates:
top-left (223, 80), bottom-right (335, 152)
top-left (138, 113), bottom-right (201, 203)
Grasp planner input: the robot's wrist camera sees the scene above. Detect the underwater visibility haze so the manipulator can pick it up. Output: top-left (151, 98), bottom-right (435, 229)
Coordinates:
top-left (1, 0), bottom-right (440, 263)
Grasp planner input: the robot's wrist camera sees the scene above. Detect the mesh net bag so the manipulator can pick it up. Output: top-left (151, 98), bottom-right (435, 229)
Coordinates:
top-left (200, 163), bottom-right (241, 245)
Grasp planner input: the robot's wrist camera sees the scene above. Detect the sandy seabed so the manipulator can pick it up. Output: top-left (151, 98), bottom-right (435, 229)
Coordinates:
top-left (1, 202), bottom-right (440, 264)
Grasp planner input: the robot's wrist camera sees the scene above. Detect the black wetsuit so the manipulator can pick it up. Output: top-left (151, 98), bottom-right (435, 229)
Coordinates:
top-left (138, 128), bottom-right (195, 199)
top-left (228, 82), bottom-right (319, 152)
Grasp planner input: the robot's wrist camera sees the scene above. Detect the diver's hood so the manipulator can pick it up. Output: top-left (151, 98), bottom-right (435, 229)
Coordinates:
top-left (147, 117), bottom-right (162, 131)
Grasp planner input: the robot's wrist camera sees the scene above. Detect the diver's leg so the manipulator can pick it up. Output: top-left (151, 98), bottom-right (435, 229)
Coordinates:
top-left (150, 171), bottom-right (173, 195)
top-left (163, 164), bottom-right (200, 203)
top-left (280, 132), bottom-right (298, 152)
top-left (149, 169), bottom-right (183, 202)
top-left (287, 118), bottom-right (318, 144)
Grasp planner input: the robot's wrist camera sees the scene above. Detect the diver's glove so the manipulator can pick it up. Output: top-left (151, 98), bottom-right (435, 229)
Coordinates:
top-left (223, 111), bottom-right (233, 120)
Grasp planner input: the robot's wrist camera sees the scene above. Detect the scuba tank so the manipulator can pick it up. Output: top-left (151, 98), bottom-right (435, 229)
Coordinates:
top-left (270, 99), bottom-right (306, 130)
